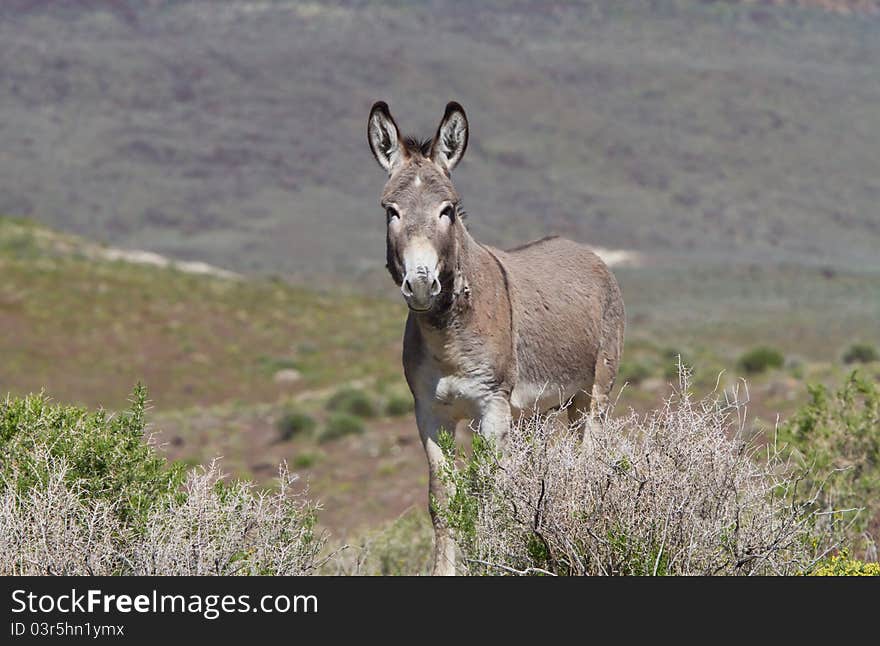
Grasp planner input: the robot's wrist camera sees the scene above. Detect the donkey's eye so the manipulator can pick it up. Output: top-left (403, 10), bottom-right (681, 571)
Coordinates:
top-left (440, 205), bottom-right (455, 221)
top-left (386, 206), bottom-right (400, 221)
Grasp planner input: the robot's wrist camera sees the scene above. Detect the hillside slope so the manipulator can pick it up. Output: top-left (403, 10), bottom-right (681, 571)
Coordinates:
top-left (0, 0), bottom-right (878, 286)
top-left (0, 217), bottom-right (404, 409)
top-left (3, 214), bottom-right (879, 410)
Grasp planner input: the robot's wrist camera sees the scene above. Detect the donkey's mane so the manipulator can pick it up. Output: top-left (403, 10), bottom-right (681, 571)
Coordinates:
top-left (403, 136), bottom-right (433, 157)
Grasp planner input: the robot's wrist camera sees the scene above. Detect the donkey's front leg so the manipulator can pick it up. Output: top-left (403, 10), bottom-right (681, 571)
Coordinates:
top-left (477, 395), bottom-right (512, 454)
top-left (415, 401), bottom-right (458, 576)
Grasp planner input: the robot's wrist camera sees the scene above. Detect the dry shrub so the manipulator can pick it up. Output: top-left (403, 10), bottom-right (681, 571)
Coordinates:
top-left (0, 451), bottom-right (324, 576)
top-left (130, 461), bottom-right (323, 576)
top-left (0, 449), bottom-right (121, 575)
top-left (439, 370), bottom-right (840, 575)
top-left (1, 389), bottom-right (324, 576)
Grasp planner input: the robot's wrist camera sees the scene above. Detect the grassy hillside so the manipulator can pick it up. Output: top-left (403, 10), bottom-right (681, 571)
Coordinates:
top-left (0, 0), bottom-right (879, 286)
top-left (0, 217), bottom-right (404, 409)
top-left (4, 214), bottom-right (878, 406)
top-left (3, 216), bottom-right (879, 537)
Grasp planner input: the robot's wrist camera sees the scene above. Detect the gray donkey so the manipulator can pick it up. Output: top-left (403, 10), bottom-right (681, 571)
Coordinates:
top-left (367, 101), bottom-right (625, 575)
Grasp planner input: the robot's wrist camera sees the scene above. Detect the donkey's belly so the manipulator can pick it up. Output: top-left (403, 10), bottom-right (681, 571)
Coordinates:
top-left (509, 379), bottom-right (583, 413)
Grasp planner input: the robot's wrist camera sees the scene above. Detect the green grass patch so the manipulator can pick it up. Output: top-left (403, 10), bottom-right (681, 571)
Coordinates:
top-left (326, 388), bottom-right (377, 418)
top-left (618, 359), bottom-right (653, 386)
top-left (385, 394), bottom-right (414, 417)
top-left (319, 413), bottom-right (365, 443)
top-left (292, 452), bottom-right (322, 469)
top-left (276, 408), bottom-right (317, 442)
top-left (843, 343), bottom-right (878, 365)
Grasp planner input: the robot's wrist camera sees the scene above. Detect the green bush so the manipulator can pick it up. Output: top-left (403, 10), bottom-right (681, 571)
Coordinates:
top-left (292, 452), bottom-right (321, 469)
top-left (738, 346), bottom-right (784, 375)
top-left (385, 394), bottom-right (414, 417)
top-left (618, 359), bottom-right (652, 385)
top-left (809, 551), bottom-right (880, 576)
top-left (843, 343), bottom-right (879, 365)
top-left (276, 408), bottom-right (316, 441)
top-left (780, 371), bottom-right (880, 540)
top-left (325, 388), bottom-right (377, 418)
top-left (0, 384), bottom-right (184, 532)
top-left (319, 413), bottom-right (364, 443)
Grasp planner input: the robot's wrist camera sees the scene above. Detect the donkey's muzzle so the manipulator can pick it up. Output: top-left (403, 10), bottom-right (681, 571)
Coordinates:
top-left (401, 266), bottom-right (441, 312)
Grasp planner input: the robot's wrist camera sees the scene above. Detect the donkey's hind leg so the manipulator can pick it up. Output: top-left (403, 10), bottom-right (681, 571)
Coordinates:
top-left (569, 354), bottom-right (618, 451)
top-left (568, 389), bottom-right (597, 452)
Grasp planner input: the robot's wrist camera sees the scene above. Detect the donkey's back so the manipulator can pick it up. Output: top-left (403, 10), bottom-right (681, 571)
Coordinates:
top-left (493, 236), bottom-right (625, 413)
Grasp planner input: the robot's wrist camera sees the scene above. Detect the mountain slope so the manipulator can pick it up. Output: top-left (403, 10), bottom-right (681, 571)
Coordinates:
top-left (0, 0), bottom-right (878, 286)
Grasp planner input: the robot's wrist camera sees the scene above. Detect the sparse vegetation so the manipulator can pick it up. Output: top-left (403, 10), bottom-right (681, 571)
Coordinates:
top-left (843, 343), bottom-right (879, 365)
top-left (0, 217), bottom-right (404, 410)
top-left (738, 347), bottom-right (785, 375)
top-left (292, 452), bottom-right (322, 469)
top-left (319, 413), bottom-right (365, 443)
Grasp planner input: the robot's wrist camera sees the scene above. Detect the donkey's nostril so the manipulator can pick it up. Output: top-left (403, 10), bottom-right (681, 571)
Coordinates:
top-left (430, 277), bottom-right (441, 296)
top-left (402, 279), bottom-right (414, 297)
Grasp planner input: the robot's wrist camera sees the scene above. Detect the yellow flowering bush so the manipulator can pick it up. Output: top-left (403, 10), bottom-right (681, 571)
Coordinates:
top-left (810, 552), bottom-right (880, 576)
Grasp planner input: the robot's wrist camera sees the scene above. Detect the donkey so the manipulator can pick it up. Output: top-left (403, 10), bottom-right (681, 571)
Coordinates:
top-left (367, 101), bottom-right (625, 575)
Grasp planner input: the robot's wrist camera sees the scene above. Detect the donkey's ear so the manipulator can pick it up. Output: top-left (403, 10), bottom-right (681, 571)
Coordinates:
top-left (368, 101), bottom-right (404, 173)
top-left (430, 101), bottom-right (468, 172)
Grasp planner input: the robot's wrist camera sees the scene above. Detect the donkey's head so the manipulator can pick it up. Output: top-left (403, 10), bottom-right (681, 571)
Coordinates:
top-left (368, 101), bottom-right (469, 313)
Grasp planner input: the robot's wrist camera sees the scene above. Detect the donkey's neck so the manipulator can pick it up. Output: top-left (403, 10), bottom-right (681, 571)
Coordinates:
top-left (413, 225), bottom-right (511, 356)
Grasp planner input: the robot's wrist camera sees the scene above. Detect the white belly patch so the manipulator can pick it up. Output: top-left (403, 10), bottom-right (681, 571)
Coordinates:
top-left (510, 380), bottom-right (581, 413)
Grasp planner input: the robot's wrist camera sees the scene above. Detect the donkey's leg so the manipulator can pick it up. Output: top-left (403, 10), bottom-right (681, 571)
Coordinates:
top-left (415, 401), bottom-right (458, 576)
top-left (577, 353), bottom-right (619, 451)
top-left (568, 389), bottom-right (596, 452)
top-left (590, 308), bottom-right (623, 422)
top-left (571, 336), bottom-right (620, 447)
top-left (477, 395), bottom-right (512, 454)
top-left (592, 343), bottom-right (619, 419)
